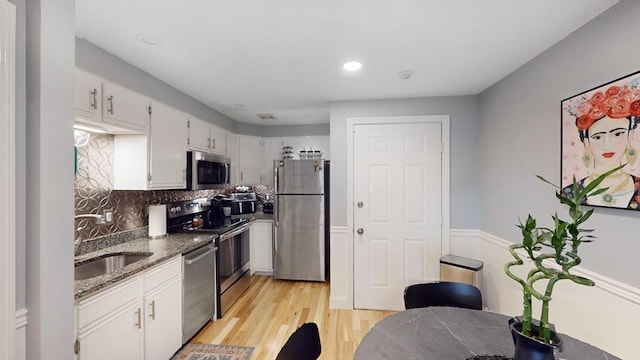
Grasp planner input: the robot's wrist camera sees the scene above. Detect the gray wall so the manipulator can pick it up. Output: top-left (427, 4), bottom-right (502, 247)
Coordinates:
top-left (25, 0), bottom-right (75, 357)
top-left (9, 0), bottom-right (25, 311)
top-left (329, 96), bottom-right (481, 229)
top-left (478, 0), bottom-right (640, 287)
top-left (76, 37), bottom-right (238, 132)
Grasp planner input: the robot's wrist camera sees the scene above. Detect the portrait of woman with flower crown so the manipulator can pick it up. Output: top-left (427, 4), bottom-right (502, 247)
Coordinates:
top-left (561, 71), bottom-right (640, 210)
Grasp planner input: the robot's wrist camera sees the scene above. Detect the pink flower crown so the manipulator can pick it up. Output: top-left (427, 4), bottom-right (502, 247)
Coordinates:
top-left (574, 85), bottom-right (640, 130)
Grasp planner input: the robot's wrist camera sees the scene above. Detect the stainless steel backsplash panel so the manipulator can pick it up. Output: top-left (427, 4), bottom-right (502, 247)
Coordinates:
top-left (74, 133), bottom-right (220, 241)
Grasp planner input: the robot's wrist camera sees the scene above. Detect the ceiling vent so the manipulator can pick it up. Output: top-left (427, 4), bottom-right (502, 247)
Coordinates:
top-left (256, 113), bottom-right (276, 120)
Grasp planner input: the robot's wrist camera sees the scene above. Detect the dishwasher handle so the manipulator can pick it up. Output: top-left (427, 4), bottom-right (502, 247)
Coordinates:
top-left (184, 246), bottom-right (217, 265)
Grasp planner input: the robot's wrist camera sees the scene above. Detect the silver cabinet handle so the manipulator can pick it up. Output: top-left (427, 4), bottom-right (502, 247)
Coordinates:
top-left (90, 89), bottom-right (97, 109)
top-left (357, 201), bottom-right (364, 208)
top-left (357, 228), bottom-right (364, 235)
top-left (149, 300), bottom-right (156, 320)
top-left (107, 95), bottom-right (114, 114)
top-left (135, 308), bottom-right (141, 329)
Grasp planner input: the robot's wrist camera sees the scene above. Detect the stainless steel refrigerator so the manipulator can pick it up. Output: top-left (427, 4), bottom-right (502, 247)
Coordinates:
top-left (274, 159), bottom-right (326, 281)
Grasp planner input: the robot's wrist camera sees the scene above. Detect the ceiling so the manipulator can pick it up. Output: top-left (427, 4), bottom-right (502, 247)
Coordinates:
top-left (75, 0), bottom-right (618, 126)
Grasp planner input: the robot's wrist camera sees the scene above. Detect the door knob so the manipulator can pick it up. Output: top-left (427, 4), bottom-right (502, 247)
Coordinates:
top-left (356, 228), bottom-right (364, 235)
top-left (357, 201), bottom-right (364, 208)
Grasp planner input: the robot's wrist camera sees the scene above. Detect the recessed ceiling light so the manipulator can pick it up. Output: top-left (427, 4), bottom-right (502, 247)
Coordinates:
top-left (343, 61), bottom-right (362, 71)
top-left (398, 70), bottom-right (414, 80)
top-left (136, 33), bottom-right (161, 46)
top-left (256, 113), bottom-right (276, 120)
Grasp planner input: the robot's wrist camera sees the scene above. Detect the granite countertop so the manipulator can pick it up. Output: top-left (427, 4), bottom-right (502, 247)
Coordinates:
top-left (74, 232), bottom-right (215, 300)
top-left (75, 212), bottom-right (273, 301)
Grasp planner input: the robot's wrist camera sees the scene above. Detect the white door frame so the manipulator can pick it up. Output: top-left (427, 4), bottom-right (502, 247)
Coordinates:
top-left (347, 115), bottom-right (450, 308)
top-left (0, 0), bottom-right (16, 358)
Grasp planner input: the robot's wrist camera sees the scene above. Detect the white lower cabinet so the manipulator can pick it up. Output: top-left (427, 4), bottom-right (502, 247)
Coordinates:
top-left (250, 220), bottom-right (274, 275)
top-left (75, 256), bottom-right (182, 360)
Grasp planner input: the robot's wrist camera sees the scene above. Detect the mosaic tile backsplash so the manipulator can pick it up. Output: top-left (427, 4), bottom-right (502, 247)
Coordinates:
top-left (74, 133), bottom-right (273, 241)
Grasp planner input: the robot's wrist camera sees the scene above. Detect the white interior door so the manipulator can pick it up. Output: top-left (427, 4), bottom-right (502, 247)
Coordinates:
top-left (353, 122), bottom-right (443, 311)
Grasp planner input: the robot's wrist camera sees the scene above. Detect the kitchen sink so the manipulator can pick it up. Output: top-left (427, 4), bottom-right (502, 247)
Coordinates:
top-left (74, 252), bottom-right (152, 281)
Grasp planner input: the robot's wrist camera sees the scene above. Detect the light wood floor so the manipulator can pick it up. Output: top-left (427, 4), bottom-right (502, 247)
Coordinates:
top-left (191, 275), bottom-right (395, 359)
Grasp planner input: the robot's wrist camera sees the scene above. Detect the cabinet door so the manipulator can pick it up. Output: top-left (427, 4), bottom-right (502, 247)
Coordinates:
top-left (187, 117), bottom-right (211, 152)
top-left (144, 278), bottom-right (182, 360)
top-left (226, 133), bottom-right (238, 184)
top-left (149, 101), bottom-right (188, 189)
top-left (262, 138), bottom-right (283, 186)
top-left (250, 220), bottom-right (274, 274)
top-left (77, 301), bottom-right (144, 360)
top-left (75, 68), bottom-right (102, 123)
top-left (209, 124), bottom-right (226, 155)
top-left (238, 135), bottom-right (263, 185)
top-left (102, 81), bottom-right (149, 131)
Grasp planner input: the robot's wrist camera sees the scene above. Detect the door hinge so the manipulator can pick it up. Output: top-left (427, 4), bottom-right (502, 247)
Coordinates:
top-left (187, 120), bottom-right (190, 128)
top-left (74, 339), bottom-right (80, 355)
top-left (148, 105), bottom-right (152, 115)
top-left (187, 138), bottom-right (190, 145)
top-left (148, 173), bottom-right (152, 182)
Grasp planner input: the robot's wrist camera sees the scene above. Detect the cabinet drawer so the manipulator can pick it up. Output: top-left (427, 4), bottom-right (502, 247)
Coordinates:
top-left (77, 276), bottom-right (142, 329)
top-left (143, 256), bottom-right (181, 293)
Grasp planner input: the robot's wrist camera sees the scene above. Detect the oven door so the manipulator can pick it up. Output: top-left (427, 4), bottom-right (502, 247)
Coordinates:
top-left (218, 224), bottom-right (250, 293)
top-left (217, 224), bottom-right (251, 317)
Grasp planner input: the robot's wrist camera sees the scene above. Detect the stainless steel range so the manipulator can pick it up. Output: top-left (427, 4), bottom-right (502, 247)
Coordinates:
top-left (166, 198), bottom-right (251, 327)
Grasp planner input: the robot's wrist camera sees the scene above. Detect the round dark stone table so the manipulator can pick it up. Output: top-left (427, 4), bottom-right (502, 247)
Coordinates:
top-left (354, 307), bottom-right (620, 360)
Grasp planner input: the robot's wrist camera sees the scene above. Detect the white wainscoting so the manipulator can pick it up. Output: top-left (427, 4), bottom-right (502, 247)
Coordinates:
top-left (15, 308), bottom-right (27, 360)
top-left (329, 226), bottom-right (352, 309)
top-left (450, 229), bottom-right (640, 360)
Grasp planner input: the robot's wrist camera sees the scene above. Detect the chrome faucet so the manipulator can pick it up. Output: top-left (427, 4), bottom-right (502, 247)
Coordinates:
top-left (74, 214), bottom-right (106, 255)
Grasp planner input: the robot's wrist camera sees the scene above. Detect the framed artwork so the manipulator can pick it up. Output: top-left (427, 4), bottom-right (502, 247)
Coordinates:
top-left (561, 70), bottom-right (640, 210)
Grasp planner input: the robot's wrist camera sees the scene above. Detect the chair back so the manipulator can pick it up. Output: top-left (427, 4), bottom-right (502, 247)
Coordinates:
top-left (275, 322), bottom-right (321, 360)
top-left (404, 281), bottom-right (482, 310)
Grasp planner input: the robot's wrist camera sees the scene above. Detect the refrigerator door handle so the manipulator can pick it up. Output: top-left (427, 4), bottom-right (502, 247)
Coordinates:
top-left (274, 164), bottom-right (279, 228)
top-left (274, 196), bottom-right (279, 228)
top-left (274, 162), bottom-right (279, 194)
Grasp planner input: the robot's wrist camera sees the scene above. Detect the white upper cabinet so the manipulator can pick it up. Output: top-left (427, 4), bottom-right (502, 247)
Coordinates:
top-left (102, 81), bottom-right (149, 132)
top-left (113, 101), bottom-right (187, 190)
top-left (226, 132), bottom-right (239, 185)
top-left (187, 117), bottom-right (227, 155)
top-left (75, 68), bottom-right (149, 134)
top-left (149, 101), bottom-right (188, 189)
top-left (237, 135), bottom-right (263, 185)
top-left (75, 68), bottom-right (102, 123)
top-left (262, 138), bottom-right (284, 186)
top-left (235, 135), bottom-right (330, 186)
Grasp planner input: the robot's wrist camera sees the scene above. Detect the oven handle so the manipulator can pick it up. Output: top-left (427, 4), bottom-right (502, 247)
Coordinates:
top-left (184, 246), bottom-right (217, 265)
top-left (220, 224), bottom-right (250, 241)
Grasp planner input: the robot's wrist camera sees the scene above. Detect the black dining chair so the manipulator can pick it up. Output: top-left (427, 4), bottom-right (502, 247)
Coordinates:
top-left (403, 281), bottom-right (483, 310)
top-left (275, 322), bottom-right (321, 360)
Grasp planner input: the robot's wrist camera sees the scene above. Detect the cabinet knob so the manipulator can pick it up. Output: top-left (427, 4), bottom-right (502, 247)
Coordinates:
top-left (357, 228), bottom-right (364, 235)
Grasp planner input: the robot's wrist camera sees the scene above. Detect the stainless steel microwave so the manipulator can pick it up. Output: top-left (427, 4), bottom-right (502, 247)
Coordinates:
top-left (186, 151), bottom-right (231, 190)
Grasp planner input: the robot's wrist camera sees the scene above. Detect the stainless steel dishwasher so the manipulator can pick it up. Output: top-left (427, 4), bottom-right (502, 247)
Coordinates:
top-left (182, 243), bottom-right (217, 344)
